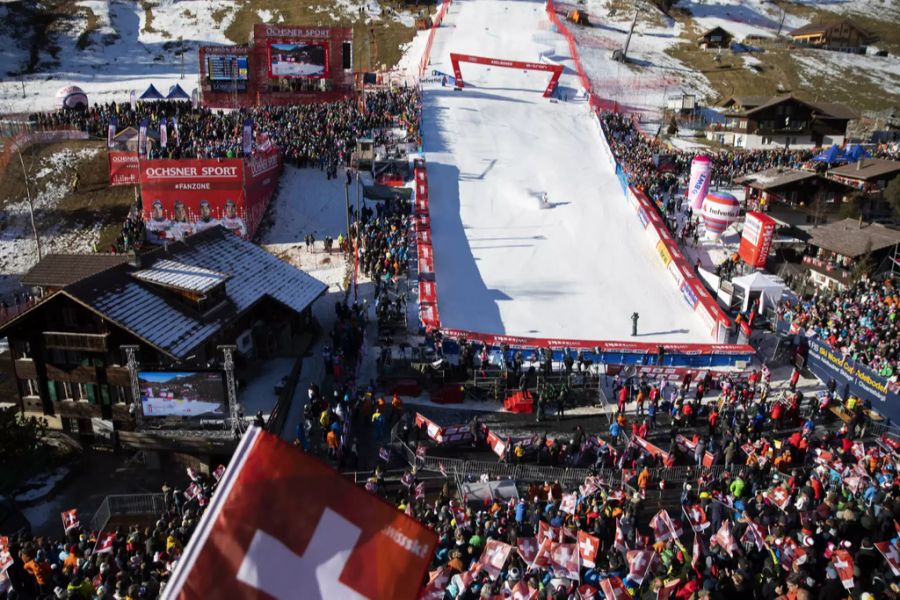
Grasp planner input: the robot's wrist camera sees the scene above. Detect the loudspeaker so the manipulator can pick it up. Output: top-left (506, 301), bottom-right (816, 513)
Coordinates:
top-left (342, 42), bottom-right (352, 70)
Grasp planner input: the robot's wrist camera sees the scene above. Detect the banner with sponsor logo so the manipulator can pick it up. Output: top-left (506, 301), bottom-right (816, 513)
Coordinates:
top-left (738, 212), bottom-right (776, 268)
top-left (108, 151), bottom-right (140, 186)
top-left (242, 150), bottom-right (283, 238)
top-left (805, 337), bottom-right (900, 422)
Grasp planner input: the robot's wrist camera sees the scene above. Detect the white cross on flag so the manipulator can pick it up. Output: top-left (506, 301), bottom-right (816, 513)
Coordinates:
top-left (415, 482), bottom-right (425, 500)
top-left (831, 549), bottom-right (855, 590)
top-left (454, 563), bottom-right (483, 596)
top-left (613, 518), bottom-right (628, 557)
top-left (683, 504), bottom-right (710, 532)
top-left (94, 531), bottom-right (116, 555)
top-left (599, 576), bottom-right (630, 600)
top-left (649, 510), bottom-right (682, 542)
top-left (740, 519), bottom-right (766, 552)
top-left (538, 521), bottom-right (561, 543)
top-left (691, 533), bottom-right (704, 570)
top-left (478, 540), bottom-right (513, 579)
top-left (511, 581), bottom-right (537, 600)
top-left (577, 530), bottom-right (599, 568)
top-left (579, 476), bottom-right (600, 499)
top-left (714, 520), bottom-right (737, 557)
top-left (626, 549), bottom-right (660, 585)
top-left (164, 427), bottom-right (437, 600)
top-left (184, 483), bottom-right (202, 502)
top-left (767, 486), bottom-right (791, 511)
top-left (875, 541), bottom-right (900, 577)
top-left (549, 543), bottom-right (580, 581)
top-left (61, 509), bottom-right (79, 533)
top-left (576, 583), bottom-right (598, 599)
top-left (419, 566), bottom-right (452, 599)
top-left (516, 537), bottom-right (538, 563)
top-left (530, 538), bottom-right (554, 571)
top-left (656, 577), bottom-right (681, 600)
top-left (560, 492), bottom-right (578, 515)
top-left (779, 537), bottom-right (807, 571)
top-left (0, 537), bottom-right (13, 574)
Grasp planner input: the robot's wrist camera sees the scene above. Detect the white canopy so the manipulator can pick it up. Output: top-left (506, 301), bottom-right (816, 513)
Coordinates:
top-left (731, 271), bottom-right (786, 313)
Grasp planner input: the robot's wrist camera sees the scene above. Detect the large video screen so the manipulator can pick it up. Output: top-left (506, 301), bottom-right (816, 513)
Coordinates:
top-left (207, 55), bottom-right (249, 92)
top-left (268, 42), bottom-right (329, 78)
top-left (138, 371), bottom-right (227, 419)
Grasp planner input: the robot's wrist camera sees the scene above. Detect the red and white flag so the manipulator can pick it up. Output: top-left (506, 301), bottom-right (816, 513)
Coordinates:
top-left (454, 563), bottom-right (483, 596)
top-left (851, 441), bottom-right (866, 462)
top-left (831, 549), bottom-right (855, 590)
top-left (478, 540), bottom-right (513, 579)
top-left (626, 549), bottom-right (659, 584)
top-left (213, 465), bottom-right (226, 482)
top-left (656, 578), bottom-right (681, 600)
top-left (415, 482), bottom-right (425, 500)
top-left (767, 486), bottom-right (791, 511)
top-left (649, 510), bottom-right (682, 542)
top-left (779, 537), bottom-right (807, 571)
top-left (511, 581), bottom-right (537, 600)
top-left (577, 530), bottom-right (599, 568)
top-left (94, 531), bottom-right (116, 555)
top-left (714, 520), bottom-right (737, 557)
top-left (0, 537), bottom-right (12, 574)
top-left (875, 541), bottom-right (900, 577)
top-left (579, 476), bottom-right (600, 499)
top-left (61, 509), bottom-right (79, 533)
top-left (691, 532), bottom-right (704, 570)
top-left (613, 518), bottom-right (628, 557)
top-left (184, 483), bottom-right (202, 502)
top-left (560, 492), bottom-right (578, 515)
top-left (165, 427), bottom-right (437, 600)
top-left (187, 467), bottom-right (201, 482)
top-left (682, 504), bottom-right (710, 532)
top-left (598, 576), bottom-right (630, 600)
top-left (530, 538), bottom-right (554, 571)
top-left (576, 583), bottom-right (597, 599)
top-left (740, 519), bottom-right (766, 552)
top-left (419, 566), bottom-right (452, 599)
top-left (451, 505), bottom-right (468, 526)
top-left (516, 537), bottom-right (538, 564)
top-left (538, 521), bottom-right (560, 544)
top-left (549, 543), bottom-right (580, 581)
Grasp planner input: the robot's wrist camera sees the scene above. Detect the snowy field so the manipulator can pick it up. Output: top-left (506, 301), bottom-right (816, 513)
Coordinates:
top-left (422, 0), bottom-right (711, 343)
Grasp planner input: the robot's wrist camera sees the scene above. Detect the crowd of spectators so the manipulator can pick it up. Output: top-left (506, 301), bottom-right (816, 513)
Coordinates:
top-left (778, 277), bottom-right (900, 376)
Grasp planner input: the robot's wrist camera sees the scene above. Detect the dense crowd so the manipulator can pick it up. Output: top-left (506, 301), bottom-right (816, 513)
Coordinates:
top-left (778, 277), bottom-right (900, 376)
top-left (1, 472), bottom-right (217, 600)
top-left (28, 87), bottom-right (421, 172)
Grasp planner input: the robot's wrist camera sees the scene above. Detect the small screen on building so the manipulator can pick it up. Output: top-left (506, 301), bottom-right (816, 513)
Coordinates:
top-left (268, 42), bottom-right (329, 78)
top-left (138, 371), bottom-right (227, 419)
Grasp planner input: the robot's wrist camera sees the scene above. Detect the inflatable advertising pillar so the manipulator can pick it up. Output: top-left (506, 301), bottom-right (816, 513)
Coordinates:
top-left (702, 191), bottom-right (740, 240)
top-left (687, 155), bottom-right (712, 211)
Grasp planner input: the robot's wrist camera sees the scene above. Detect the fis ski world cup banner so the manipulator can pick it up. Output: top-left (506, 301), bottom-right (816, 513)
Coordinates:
top-left (805, 337), bottom-right (900, 422)
top-left (738, 211), bottom-right (776, 268)
top-left (108, 151), bottom-right (140, 186)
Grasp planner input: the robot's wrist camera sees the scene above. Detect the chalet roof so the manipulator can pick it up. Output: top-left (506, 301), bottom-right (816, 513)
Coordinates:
top-left (733, 168), bottom-right (819, 190)
top-left (8, 227), bottom-right (327, 360)
top-left (699, 26), bottom-right (733, 39)
top-left (21, 254), bottom-right (129, 288)
top-left (827, 158), bottom-right (900, 181)
top-left (789, 18), bottom-right (863, 38)
top-left (132, 259), bottom-right (230, 295)
top-left (720, 96), bottom-right (771, 110)
top-left (725, 95), bottom-right (856, 120)
top-left (809, 219), bottom-right (900, 257)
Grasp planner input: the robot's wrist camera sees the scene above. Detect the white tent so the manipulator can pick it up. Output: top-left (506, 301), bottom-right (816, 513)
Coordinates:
top-left (731, 271), bottom-right (786, 313)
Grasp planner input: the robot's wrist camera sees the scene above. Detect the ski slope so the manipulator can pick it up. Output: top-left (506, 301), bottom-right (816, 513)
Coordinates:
top-left (422, 0), bottom-right (711, 344)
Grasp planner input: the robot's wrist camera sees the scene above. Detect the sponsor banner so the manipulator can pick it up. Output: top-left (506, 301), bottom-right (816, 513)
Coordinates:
top-left (632, 436), bottom-right (671, 462)
top-left (419, 280), bottom-right (437, 305)
top-left (655, 240), bottom-right (673, 267)
top-left (108, 151), bottom-right (140, 186)
top-left (141, 158), bottom-right (247, 243)
top-left (679, 281), bottom-right (698, 309)
top-left (667, 261), bottom-right (685, 288)
top-left (738, 211), bottom-right (776, 268)
top-left (637, 206), bottom-right (649, 228)
top-left (242, 150), bottom-right (283, 238)
top-left (806, 338), bottom-right (900, 421)
top-left (420, 303), bottom-right (440, 332)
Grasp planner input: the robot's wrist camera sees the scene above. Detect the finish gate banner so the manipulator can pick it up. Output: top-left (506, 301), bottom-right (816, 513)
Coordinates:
top-left (108, 151), bottom-right (140, 186)
top-left (164, 427), bottom-right (436, 600)
top-left (738, 211), bottom-right (776, 268)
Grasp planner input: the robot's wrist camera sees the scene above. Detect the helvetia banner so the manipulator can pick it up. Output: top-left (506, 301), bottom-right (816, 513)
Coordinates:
top-left (108, 151), bottom-right (140, 186)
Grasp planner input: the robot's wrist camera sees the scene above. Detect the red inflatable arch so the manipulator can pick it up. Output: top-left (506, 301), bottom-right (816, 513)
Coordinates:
top-left (449, 52), bottom-right (563, 98)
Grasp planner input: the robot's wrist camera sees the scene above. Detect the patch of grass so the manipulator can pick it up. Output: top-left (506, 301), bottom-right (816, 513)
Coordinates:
top-left (211, 6), bottom-right (232, 27)
top-left (140, 0), bottom-right (158, 35)
top-left (224, 0), bottom-right (420, 71)
top-left (75, 5), bottom-right (100, 50)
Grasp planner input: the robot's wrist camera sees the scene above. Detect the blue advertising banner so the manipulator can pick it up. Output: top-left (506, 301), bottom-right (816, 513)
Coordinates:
top-left (805, 337), bottom-right (900, 423)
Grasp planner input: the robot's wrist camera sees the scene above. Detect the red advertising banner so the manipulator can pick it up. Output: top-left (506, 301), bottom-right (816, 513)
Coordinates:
top-left (242, 151), bottom-right (283, 239)
top-left (738, 212), bottom-right (776, 268)
top-left (108, 151), bottom-right (140, 186)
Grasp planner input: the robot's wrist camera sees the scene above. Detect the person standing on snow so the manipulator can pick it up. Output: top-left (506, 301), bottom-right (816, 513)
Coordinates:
top-left (631, 312), bottom-right (639, 336)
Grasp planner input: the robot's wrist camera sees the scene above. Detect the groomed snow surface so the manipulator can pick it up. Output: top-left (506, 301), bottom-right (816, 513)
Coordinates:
top-left (422, 0), bottom-right (711, 344)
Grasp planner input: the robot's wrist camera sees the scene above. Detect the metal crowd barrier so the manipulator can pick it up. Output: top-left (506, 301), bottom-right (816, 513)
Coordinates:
top-left (90, 493), bottom-right (167, 532)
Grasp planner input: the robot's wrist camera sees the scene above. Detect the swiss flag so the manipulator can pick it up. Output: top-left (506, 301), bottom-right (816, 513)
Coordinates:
top-left (61, 509), bottom-right (79, 533)
top-left (576, 583), bottom-right (597, 599)
top-left (213, 464), bottom-right (226, 482)
top-left (831, 549), bottom-right (855, 590)
top-left (656, 578), bottom-right (681, 600)
top-left (549, 543), bottom-right (580, 581)
top-left (530, 538), bottom-right (554, 571)
top-left (560, 492), bottom-right (578, 515)
top-left (511, 581), bottom-right (537, 600)
top-left (577, 530), bottom-right (599, 568)
top-left (649, 510), bottom-right (682, 542)
top-left (478, 540), bottom-right (513, 579)
top-left (767, 486), bottom-right (791, 511)
top-left (165, 428), bottom-right (437, 600)
top-left (740, 519), bottom-right (766, 552)
top-left (691, 532), bottom-right (704, 570)
top-left (714, 520), bottom-right (737, 557)
top-left (682, 504), bottom-right (709, 532)
top-left (598, 576), bottom-right (630, 600)
top-left (538, 520), bottom-right (561, 544)
top-left (419, 566), bottom-right (452, 599)
top-left (780, 537), bottom-right (807, 571)
top-left (626, 549), bottom-right (659, 584)
top-left (184, 482), bottom-right (202, 502)
top-left (0, 536), bottom-right (12, 574)
top-left (516, 537), bottom-right (538, 563)
top-left (94, 531), bottom-right (116, 555)
top-left (875, 541), bottom-right (900, 577)
top-left (613, 517), bottom-right (628, 557)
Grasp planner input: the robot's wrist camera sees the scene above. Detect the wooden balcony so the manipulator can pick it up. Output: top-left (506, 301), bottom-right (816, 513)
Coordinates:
top-left (43, 331), bottom-right (108, 352)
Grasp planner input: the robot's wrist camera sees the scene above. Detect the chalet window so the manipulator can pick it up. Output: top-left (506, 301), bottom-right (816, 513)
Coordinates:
top-left (62, 307), bottom-right (78, 327)
top-left (20, 378), bottom-right (38, 397)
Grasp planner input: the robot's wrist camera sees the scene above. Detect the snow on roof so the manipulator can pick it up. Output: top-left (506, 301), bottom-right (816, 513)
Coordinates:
top-left (65, 227), bottom-right (327, 359)
top-left (132, 259), bottom-right (230, 295)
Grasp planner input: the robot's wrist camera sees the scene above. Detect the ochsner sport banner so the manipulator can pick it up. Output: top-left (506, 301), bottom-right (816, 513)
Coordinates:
top-left (242, 119), bottom-right (253, 156)
top-left (687, 155), bottom-right (712, 210)
top-left (140, 159), bottom-right (247, 244)
top-left (108, 151), bottom-right (140, 186)
top-left (805, 337), bottom-right (900, 422)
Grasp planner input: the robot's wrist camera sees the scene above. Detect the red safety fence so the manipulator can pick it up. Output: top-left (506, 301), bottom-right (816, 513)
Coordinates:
top-left (418, 0), bottom-right (452, 77)
top-left (413, 158), bottom-right (441, 331)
